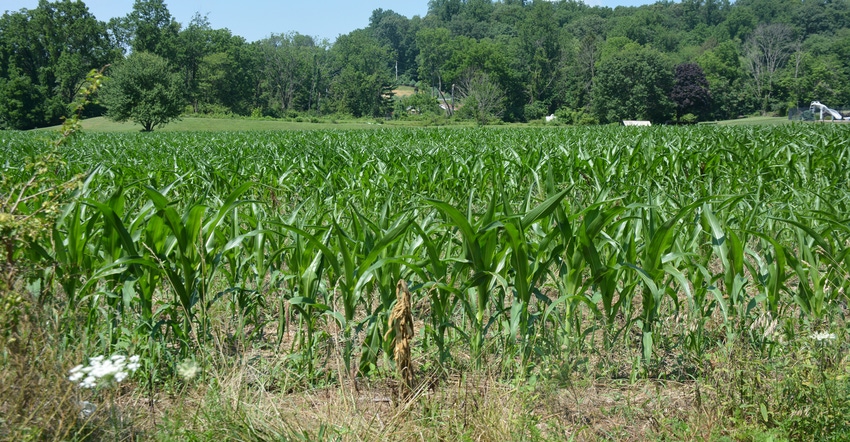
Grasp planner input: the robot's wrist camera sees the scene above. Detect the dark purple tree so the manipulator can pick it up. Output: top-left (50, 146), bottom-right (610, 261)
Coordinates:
top-left (670, 63), bottom-right (712, 121)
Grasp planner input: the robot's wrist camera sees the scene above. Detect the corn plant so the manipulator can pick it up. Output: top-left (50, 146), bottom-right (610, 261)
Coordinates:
top-left (3, 123), bottom-right (850, 384)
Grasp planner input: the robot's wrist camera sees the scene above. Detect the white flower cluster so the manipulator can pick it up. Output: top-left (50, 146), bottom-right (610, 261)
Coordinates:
top-left (69, 354), bottom-right (141, 389)
top-left (811, 331), bottom-right (837, 342)
top-left (176, 358), bottom-right (200, 380)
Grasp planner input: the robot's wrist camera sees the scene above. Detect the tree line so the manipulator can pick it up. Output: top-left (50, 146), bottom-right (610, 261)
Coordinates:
top-left (2, 0), bottom-right (850, 129)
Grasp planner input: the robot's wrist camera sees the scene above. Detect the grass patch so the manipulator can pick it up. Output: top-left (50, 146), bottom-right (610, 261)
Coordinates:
top-left (35, 115), bottom-right (477, 132)
top-left (713, 116), bottom-right (793, 126)
top-left (41, 116), bottom-right (392, 132)
top-left (6, 306), bottom-right (847, 441)
top-left (33, 114), bottom-right (801, 133)
top-left (393, 86), bottom-right (417, 98)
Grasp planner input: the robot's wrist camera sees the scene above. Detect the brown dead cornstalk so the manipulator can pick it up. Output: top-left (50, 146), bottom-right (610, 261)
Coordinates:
top-left (386, 279), bottom-right (414, 401)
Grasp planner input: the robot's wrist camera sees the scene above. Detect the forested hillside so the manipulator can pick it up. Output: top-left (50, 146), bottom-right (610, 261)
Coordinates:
top-left (3, 0), bottom-right (850, 129)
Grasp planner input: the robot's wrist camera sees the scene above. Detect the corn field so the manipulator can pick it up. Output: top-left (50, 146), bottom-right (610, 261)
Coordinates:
top-left (3, 124), bottom-right (849, 382)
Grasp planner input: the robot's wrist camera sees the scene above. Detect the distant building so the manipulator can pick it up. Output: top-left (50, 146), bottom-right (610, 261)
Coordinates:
top-left (622, 120), bottom-right (651, 126)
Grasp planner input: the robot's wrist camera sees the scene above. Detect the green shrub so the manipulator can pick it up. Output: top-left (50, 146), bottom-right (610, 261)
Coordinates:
top-left (524, 102), bottom-right (548, 122)
top-left (680, 113), bottom-right (698, 124)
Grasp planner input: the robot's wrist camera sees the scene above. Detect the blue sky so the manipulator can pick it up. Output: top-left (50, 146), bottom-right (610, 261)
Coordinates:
top-left (4, 0), bottom-right (655, 43)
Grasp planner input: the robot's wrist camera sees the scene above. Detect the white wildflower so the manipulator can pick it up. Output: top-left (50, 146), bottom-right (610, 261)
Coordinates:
top-left (176, 359), bottom-right (200, 380)
top-left (68, 364), bottom-right (85, 382)
top-left (811, 331), bottom-right (836, 342)
top-left (127, 355), bottom-right (141, 372)
top-left (68, 354), bottom-right (141, 389)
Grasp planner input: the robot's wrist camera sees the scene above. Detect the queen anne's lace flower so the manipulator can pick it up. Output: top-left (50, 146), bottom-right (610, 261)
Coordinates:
top-left (176, 359), bottom-right (200, 380)
top-left (69, 354), bottom-right (141, 389)
top-left (811, 331), bottom-right (837, 342)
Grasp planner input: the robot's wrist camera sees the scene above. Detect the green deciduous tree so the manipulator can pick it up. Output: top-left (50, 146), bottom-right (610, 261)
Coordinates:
top-left (0, 0), bottom-right (117, 129)
top-left (258, 33), bottom-right (329, 116)
top-left (0, 72), bottom-right (63, 130)
top-left (178, 14), bottom-right (212, 113)
top-left (3, 0), bottom-right (848, 127)
top-left (564, 15), bottom-right (607, 111)
top-left (29, 0), bottom-right (117, 103)
top-left (427, 0), bottom-right (463, 24)
top-left (786, 53), bottom-right (850, 108)
top-left (327, 30), bottom-right (394, 118)
top-left (451, 38), bottom-right (523, 121)
top-left (696, 40), bottom-right (752, 118)
top-left (368, 9), bottom-right (420, 81)
top-left (116, 0), bottom-right (180, 63)
top-left (416, 27), bottom-right (453, 91)
top-left (100, 52), bottom-right (183, 131)
top-left (177, 15), bottom-right (247, 114)
top-left (514, 1), bottom-right (562, 106)
top-left (592, 47), bottom-right (674, 124)
top-left (193, 37), bottom-right (264, 116)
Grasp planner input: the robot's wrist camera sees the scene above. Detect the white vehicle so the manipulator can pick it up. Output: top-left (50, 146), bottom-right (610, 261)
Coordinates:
top-left (809, 101), bottom-right (846, 120)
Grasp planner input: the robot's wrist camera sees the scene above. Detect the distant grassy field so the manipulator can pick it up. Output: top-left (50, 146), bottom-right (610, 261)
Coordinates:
top-left (50, 116), bottom-right (391, 132)
top-left (714, 115), bottom-right (793, 126)
top-left (30, 114), bottom-right (818, 133)
top-left (393, 85), bottom-right (416, 97)
top-left (714, 115), bottom-right (850, 125)
top-left (38, 115), bottom-right (478, 132)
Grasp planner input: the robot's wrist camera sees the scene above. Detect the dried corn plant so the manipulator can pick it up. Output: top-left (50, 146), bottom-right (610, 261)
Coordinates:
top-left (386, 280), bottom-right (414, 401)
